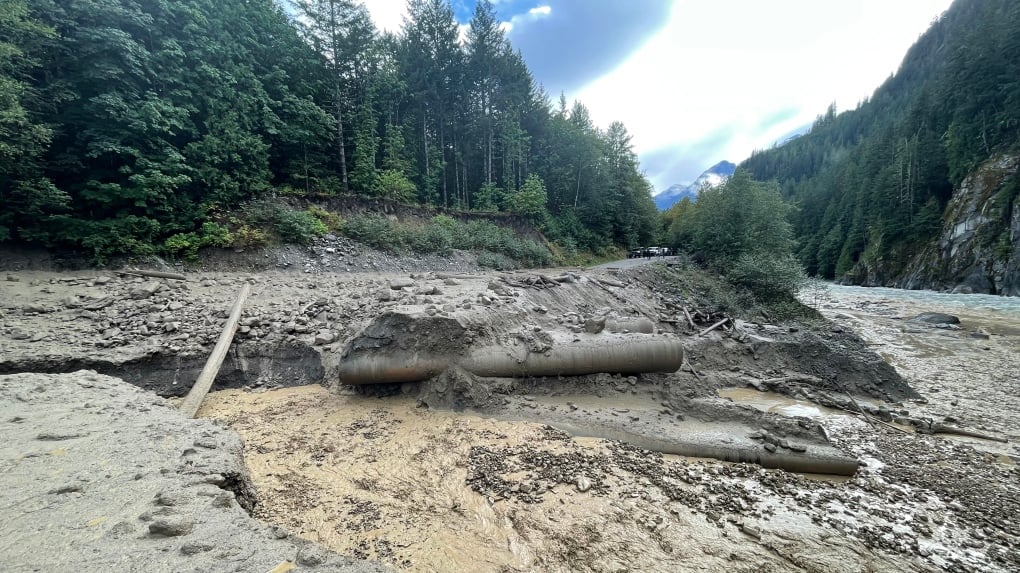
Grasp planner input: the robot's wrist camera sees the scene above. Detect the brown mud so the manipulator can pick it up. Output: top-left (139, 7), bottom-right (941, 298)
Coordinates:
top-left (3, 261), bottom-right (1019, 572)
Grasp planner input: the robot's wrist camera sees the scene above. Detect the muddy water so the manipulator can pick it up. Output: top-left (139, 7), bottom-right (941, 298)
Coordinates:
top-left (808, 283), bottom-right (1020, 456)
top-left (201, 387), bottom-right (729, 572)
top-left (192, 280), bottom-right (1020, 572)
top-left (199, 386), bottom-right (901, 572)
top-left (718, 388), bottom-right (851, 419)
top-left (200, 387), bottom-right (542, 572)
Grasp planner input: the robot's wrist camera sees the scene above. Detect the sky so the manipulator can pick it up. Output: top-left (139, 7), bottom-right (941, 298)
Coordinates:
top-left (362, 0), bottom-right (955, 192)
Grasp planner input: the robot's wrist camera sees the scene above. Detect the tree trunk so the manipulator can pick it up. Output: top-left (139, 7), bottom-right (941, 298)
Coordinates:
top-left (574, 162), bottom-right (583, 207)
top-left (464, 160), bottom-right (469, 210)
top-left (328, 0), bottom-right (348, 192)
top-left (422, 110), bottom-right (429, 185)
top-left (440, 125), bottom-right (447, 207)
top-left (336, 88), bottom-right (348, 191)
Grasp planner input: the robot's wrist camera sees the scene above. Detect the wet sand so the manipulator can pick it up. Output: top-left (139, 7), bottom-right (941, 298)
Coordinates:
top-left (198, 386), bottom-right (923, 572)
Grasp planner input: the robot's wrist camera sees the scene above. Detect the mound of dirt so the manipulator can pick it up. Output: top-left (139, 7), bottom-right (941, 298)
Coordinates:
top-left (0, 371), bottom-right (389, 573)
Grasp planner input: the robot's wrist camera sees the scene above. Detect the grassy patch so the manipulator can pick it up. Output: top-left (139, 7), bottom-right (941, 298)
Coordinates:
top-left (338, 213), bottom-right (553, 269)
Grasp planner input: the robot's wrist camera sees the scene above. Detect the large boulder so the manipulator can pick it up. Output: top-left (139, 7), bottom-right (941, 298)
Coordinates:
top-left (908, 312), bottom-right (961, 325)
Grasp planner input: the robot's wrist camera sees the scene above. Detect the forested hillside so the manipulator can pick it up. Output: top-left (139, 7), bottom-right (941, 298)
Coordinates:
top-left (741, 0), bottom-right (1020, 289)
top-left (0, 0), bottom-right (658, 261)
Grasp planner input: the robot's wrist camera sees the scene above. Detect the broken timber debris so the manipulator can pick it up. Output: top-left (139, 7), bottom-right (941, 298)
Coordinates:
top-left (178, 283), bottom-right (250, 418)
top-left (116, 269), bottom-right (188, 281)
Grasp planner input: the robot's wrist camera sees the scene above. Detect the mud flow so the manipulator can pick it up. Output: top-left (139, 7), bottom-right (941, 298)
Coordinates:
top-left (4, 268), bottom-right (1019, 572)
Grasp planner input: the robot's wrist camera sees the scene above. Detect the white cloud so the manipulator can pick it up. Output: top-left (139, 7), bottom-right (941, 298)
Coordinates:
top-left (501, 5), bottom-right (552, 33)
top-left (573, 0), bottom-right (954, 190)
top-left (362, 0), bottom-right (409, 34)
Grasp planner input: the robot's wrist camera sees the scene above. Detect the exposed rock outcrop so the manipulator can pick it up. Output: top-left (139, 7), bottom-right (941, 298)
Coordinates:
top-left (886, 154), bottom-right (1020, 295)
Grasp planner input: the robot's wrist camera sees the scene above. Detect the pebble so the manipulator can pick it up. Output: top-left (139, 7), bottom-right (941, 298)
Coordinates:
top-left (575, 476), bottom-right (592, 493)
top-left (148, 516), bottom-right (195, 537)
top-left (740, 523), bottom-right (762, 539)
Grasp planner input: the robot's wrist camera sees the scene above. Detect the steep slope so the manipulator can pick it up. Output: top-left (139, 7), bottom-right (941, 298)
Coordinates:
top-left (654, 160), bottom-right (735, 210)
top-left (892, 154), bottom-right (1020, 295)
top-left (741, 0), bottom-right (1020, 293)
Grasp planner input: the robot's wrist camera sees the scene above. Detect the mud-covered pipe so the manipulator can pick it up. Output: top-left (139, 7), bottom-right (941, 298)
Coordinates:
top-left (665, 442), bottom-right (860, 475)
top-left (339, 353), bottom-right (449, 385)
top-left (551, 423), bottom-right (860, 476)
top-left (462, 337), bottom-right (683, 378)
top-left (339, 336), bottom-right (684, 385)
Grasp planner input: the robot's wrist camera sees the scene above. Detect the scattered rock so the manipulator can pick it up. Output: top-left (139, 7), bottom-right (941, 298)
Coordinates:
top-left (129, 281), bottom-right (162, 299)
top-left (296, 545), bottom-right (330, 566)
top-left (740, 523), bottom-right (762, 539)
top-left (388, 277), bottom-right (415, 290)
top-left (575, 476), bottom-right (593, 493)
top-left (908, 312), bottom-right (960, 325)
top-left (313, 330), bottom-right (337, 345)
top-left (148, 516), bottom-right (195, 537)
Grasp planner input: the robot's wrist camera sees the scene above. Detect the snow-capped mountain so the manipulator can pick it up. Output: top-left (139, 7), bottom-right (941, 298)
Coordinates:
top-left (653, 160), bottom-right (736, 211)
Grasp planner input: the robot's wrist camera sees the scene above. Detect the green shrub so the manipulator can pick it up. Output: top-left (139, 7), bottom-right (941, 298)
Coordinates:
top-left (376, 169), bottom-right (417, 202)
top-left (164, 222), bottom-right (234, 260)
top-left (409, 222), bottom-right (453, 254)
top-left (506, 174), bottom-right (549, 223)
top-left (727, 252), bottom-right (806, 301)
top-left (431, 214), bottom-right (458, 231)
top-left (340, 214), bottom-right (400, 251)
top-left (477, 251), bottom-right (516, 270)
top-left (473, 183), bottom-right (502, 212)
top-left (241, 198), bottom-right (282, 226)
top-left (234, 225), bottom-right (269, 249)
top-left (337, 213), bottom-right (552, 266)
top-left (276, 208), bottom-right (327, 245)
top-left (66, 216), bottom-right (159, 264)
top-left (200, 221), bottom-right (233, 248)
top-left (164, 232), bottom-right (202, 260)
top-left (308, 205), bottom-right (342, 231)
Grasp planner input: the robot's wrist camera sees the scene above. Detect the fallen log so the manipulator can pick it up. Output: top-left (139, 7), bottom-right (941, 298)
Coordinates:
top-left (682, 306), bottom-right (695, 329)
top-left (698, 317), bottom-right (730, 337)
top-left (116, 269), bottom-right (187, 281)
top-left (597, 277), bottom-right (626, 288)
top-left (604, 316), bottom-right (655, 334)
top-left (178, 283), bottom-right (250, 418)
top-left (538, 274), bottom-right (561, 287)
top-left (931, 423), bottom-right (1008, 443)
top-left (760, 374), bottom-right (824, 386)
top-left (843, 389), bottom-right (877, 430)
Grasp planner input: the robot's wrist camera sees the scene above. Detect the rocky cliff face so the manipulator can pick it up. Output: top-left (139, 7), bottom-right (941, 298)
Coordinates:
top-left (843, 153), bottom-right (1020, 295)
top-left (889, 154), bottom-right (1020, 296)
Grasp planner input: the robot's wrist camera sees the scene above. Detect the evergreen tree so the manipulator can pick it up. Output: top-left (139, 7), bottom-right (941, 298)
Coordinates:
top-left (0, 0), bottom-right (64, 242)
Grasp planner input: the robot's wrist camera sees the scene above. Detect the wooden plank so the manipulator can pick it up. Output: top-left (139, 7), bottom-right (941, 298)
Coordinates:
top-left (178, 283), bottom-right (250, 418)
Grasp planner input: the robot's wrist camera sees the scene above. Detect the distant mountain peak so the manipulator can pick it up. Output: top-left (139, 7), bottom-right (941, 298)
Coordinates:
top-left (654, 161), bottom-right (735, 211)
top-left (706, 160), bottom-right (737, 175)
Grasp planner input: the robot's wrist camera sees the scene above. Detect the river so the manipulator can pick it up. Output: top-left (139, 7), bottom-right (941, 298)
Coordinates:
top-left (804, 281), bottom-right (1020, 455)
